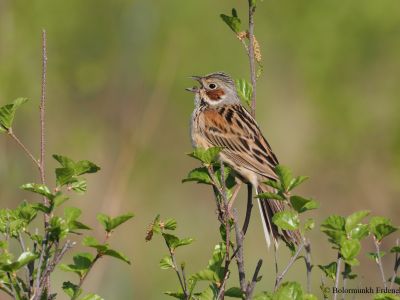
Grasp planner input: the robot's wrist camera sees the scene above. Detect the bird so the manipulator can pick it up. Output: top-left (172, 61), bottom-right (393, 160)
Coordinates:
top-left (186, 71), bottom-right (301, 247)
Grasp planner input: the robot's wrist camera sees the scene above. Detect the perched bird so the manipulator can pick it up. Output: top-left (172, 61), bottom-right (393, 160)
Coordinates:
top-left (187, 71), bottom-right (301, 247)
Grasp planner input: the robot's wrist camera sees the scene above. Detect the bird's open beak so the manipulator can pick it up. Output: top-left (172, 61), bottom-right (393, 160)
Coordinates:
top-left (185, 75), bottom-right (202, 93)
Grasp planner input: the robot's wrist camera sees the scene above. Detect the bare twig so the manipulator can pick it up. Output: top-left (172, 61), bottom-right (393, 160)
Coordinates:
top-left (7, 129), bottom-right (40, 168)
top-left (275, 242), bottom-right (305, 290)
top-left (217, 270), bottom-right (230, 300)
top-left (245, 259), bottom-right (263, 300)
top-left (373, 237), bottom-right (387, 288)
top-left (334, 254), bottom-right (342, 300)
top-left (390, 239), bottom-right (400, 289)
top-left (233, 210), bottom-right (246, 293)
top-left (247, 0), bottom-right (257, 116)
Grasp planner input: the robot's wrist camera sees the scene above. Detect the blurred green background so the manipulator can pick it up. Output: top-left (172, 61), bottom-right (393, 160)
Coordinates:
top-left (1, 0), bottom-right (399, 299)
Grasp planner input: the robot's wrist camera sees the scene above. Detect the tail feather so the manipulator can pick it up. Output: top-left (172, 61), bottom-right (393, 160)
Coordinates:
top-left (256, 186), bottom-right (302, 247)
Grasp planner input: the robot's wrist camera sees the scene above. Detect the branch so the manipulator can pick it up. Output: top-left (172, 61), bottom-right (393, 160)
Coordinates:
top-left (275, 242), bottom-right (305, 290)
top-left (304, 239), bottom-right (312, 294)
top-left (374, 237), bottom-right (387, 288)
top-left (333, 253), bottom-right (342, 300)
top-left (247, 0), bottom-right (257, 117)
top-left (7, 129), bottom-right (40, 168)
top-left (233, 210), bottom-right (246, 293)
top-left (245, 259), bottom-right (263, 300)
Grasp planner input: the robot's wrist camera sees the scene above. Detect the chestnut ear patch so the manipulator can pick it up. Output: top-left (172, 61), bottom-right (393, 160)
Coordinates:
top-left (206, 88), bottom-right (225, 101)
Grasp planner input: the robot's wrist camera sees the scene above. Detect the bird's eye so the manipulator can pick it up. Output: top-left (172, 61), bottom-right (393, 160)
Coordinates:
top-left (208, 83), bottom-right (217, 89)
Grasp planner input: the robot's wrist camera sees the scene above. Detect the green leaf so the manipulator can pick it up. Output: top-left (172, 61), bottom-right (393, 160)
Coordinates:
top-left (108, 213), bottom-right (134, 231)
top-left (235, 79), bottom-right (252, 107)
top-left (187, 147), bottom-right (223, 165)
top-left (162, 233), bottom-right (180, 249)
top-left (225, 287), bottom-right (243, 298)
top-left (48, 216), bottom-right (69, 242)
top-left (96, 214), bottom-right (110, 231)
top-left (342, 263), bottom-right (357, 280)
top-left (53, 155), bottom-right (75, 168)
top-left (55, 167), bottom-right (76, 186)
top-left (103, 249), bottom-right (131, 264)
top-left (263, 179), bottom-right (281, 190)
top-left (370, 216), bottom-right (398, 241)
top-left (80, 294), bottom-right (104, 300)
top-left (54, 193), bottom-right (70, 207)
top-left (287, 176), bottom-right (309, 191)
top-left (367, 251), bottom-right (386, 262)
top-left (348, 224), bottom-right (370, 240)
top-left (182, 167), bottom-right (211, 184)
top-left (318, 262), bottom-right (337, 280)
top-left (345, 210), bottom-right (370, 234)
top-left (390, 246), bottom-right (400, 253)
top-left (272, 211), bottom-right (299, 230)
top-left (159, 256), bottom-right (174, 270)
top-left (62, 281), bottom-right (82, 298)
top-left (191, 269), bottom-right (218, 282)
top-left (3, 251), bottom-right (38, 271)
top-left (74, 160), bottom-right (101, 175)
top-left (374, 294), bottom-right (400, 300)
top-left (71, 179), bottom-right (87, 194)
top-left (304, 218), bottom-right (315, 231)
top-left (273, 281), bottom-right (303, 300)
top-left (164, 291), bottom-right (186, 299)
top-left (257, 192), bottom-right (286, 201)
top-left (164, 219), bottom-right (177, 230)
top-left (174, 238), bottom-right (194, 249)
top-left (20, 183), bottom-right (54, 200)
top-left (65, 207), bottom-right (81, 223)
top-left (0, 98), bottom-right (28, 131)
top-left (275, 165), bottom-right (293, 192)
top-left (253, 292), bottom-right (273, 300)
top-left (340, 239), bottom-right (361, 265)
top-left (82, 236), bottom-right (108, 252)
top-left (220, 8), bottom-right (241, 33)
top-left (303, 294), bottom-right (318, 300)
top-left (321, 215), bottom-right (346, 246)
top-left (290, 196), bottom-right (318, 213)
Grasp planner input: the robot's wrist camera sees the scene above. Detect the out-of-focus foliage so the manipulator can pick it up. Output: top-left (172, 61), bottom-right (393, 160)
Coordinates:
top-left (0, 0), bottom-right (399, 299)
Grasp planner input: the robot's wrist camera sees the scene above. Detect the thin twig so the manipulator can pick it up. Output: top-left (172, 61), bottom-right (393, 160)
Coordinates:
top-left (245, 259), bottom-right (263, 300)
top-left (374, 237), bottom-right (387, 288)
top-left (247, 0), bottom-right (257, 117)
top-left (217, 270), bottom-right (230, 300)
top-left (7, 129), bottom-right (40, 168)
top-left (390, 239), bottom-right (400, 289)
top-left (18, 233), bottom-right (31, 295)
top-left (334, 253), bottom-right (342, 300)
top-left (275, 242), bottom-right (305, 290)
top-left (233, 210), bottom-right (246, 293)
top-left (6, 272), bottom-right (17, 299)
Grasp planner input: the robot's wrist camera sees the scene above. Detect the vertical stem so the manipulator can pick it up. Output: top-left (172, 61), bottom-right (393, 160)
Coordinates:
top-left (40, 29), bottom-right (48, 212)
top-left (334, 254), bottom-right (342, 300)
top-left (390, 239), bottom-right (400, 289)
top-left (247, 0), bottom-right (257, 117)
top-left (374, 238), bottom-right (387, 288)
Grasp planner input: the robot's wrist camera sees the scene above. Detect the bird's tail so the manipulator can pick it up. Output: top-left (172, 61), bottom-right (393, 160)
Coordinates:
top-left (256, 185), bottom-right (302, 248)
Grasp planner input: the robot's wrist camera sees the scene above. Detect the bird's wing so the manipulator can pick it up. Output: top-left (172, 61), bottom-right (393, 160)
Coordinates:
top-left (199, 104), bottom-right (279, 180)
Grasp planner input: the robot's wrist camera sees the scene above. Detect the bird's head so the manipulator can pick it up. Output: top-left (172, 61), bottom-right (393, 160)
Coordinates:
top-left (186, 72), bottom-right (240, 107)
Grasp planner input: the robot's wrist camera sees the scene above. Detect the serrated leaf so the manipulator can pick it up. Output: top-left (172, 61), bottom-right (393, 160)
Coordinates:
top-left (341, 239), bottom-right (361, 265)
top-left (65, 207), bottom-right (81, 223)
top-left (370, 217), bottom-right (398, 241)
top-left (257, 192), bottom-right (286, 201)
top-left (253, 292), bottom-right (273, 300)
top-left (220, 8), bottom-right (241, 33)
top-left (390, 246), bottom-right (400, 253)
top-left (304, 218), bottom-right (315, 231)
top-left (318, 262), bottom-right (337, 280)
top-left (160, 256), bottom-right (174, 270)
top-left (274, 281), bottom-right (303, 300)
top-left (191, 269), bottom-right (218, 282)
top-left (164, 219), bottom-right (177, 230)
top-left (108, 213), bottom-right (134, 231)
top-left (164, 291), bottom-right (186, 299)
top-left (20, 183), bottom-right (54, 200)
top-left (0, 97), bottom-right (28, 131)
top-left (235, 79), bottom-right (252, 107)
top-left (71, 179), bottom-right (87, 194)
top-left (55, 167), bottom-right (76, 186)
top-left (103, 249), bottom-right (130, 264)
top-left (345, 210), bottom-right (370, 234)
top-left (348, 224), bottom-right (369, 240)
top-left (290, 196), bottom-right (318, 213)
top-left (174, 238), bottom-right (194, 249)
top-left (225, 287), bottom-right (243, 298)
top-left (82, 236), bottom-right (108, 252)
top-left (62, 281), bottom-right (82, 298)
top-left (263, 179), bottom-right (281, 190)
top-left (287, 176), bottom-right (309, 191)
top-left (187, 147), bottom-right (223, 165)
top-left (367, 251), bottom-right (386, 262)
top-left (162, 233), bottom-right (180, 249)
top-left (272, 211), bottom-right (299, 230)
top-left (275, 165), bottom-right (293, 191)
top-left (182, 167), bottom-right (211, 184)
top-left (321, 215), bottom-right (346, 246)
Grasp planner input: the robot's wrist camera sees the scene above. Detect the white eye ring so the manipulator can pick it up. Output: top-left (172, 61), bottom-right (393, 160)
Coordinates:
top-left (208, 83), bottom-right (217, 89)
